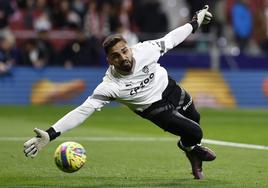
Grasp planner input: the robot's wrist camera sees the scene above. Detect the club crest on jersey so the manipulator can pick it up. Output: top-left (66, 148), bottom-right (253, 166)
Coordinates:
top-left (142, 65), bottom-right (149, 74)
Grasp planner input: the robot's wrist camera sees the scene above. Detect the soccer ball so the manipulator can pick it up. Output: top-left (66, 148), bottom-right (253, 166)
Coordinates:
top-left (54, 141), bottom-right (87, 173)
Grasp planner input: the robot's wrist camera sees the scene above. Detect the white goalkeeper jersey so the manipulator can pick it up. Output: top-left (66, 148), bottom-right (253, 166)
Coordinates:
top-left (89, 41), bottom-right (168, 112)
top-left (52, 23), bottom-right (193, 133)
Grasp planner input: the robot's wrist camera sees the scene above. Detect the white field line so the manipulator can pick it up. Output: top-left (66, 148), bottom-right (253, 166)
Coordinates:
top-left (1, 136), bottom-right (268, 150)
top-left (202, 139), bottom-right (268, 150)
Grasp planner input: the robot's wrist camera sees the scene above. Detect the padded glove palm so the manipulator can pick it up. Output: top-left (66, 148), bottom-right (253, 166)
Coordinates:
top-left (23, 128), bottom-right (50, 158)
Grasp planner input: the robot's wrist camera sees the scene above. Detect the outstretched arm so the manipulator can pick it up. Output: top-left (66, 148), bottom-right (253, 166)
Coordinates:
top-left (154, 5), bottom-right (212, 54)
top-left (23, 102), bottom-right (97, 158)
top-left (49, 104), bottom-right (96, 138)
top-left (23, 91), bottom-right (112, 158)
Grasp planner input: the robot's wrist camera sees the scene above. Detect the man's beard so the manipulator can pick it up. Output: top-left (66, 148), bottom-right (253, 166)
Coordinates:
top-left (120, 59), bottom-right (133, 72)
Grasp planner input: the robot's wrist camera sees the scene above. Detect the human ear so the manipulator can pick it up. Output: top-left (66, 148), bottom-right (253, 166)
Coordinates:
top-left (107, 57), bottom-right (113, 65)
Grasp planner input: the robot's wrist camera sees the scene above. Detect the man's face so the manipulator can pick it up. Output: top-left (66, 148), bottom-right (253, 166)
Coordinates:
top-left (107, 41), bottom-right (134, 73)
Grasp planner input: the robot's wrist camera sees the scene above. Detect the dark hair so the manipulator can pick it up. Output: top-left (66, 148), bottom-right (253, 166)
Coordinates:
top-left (102, 34), bottom-right (127, 54)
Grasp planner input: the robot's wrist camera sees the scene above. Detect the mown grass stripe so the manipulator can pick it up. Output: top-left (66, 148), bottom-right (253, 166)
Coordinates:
top-left (1, 136), bottom-right (268, 150)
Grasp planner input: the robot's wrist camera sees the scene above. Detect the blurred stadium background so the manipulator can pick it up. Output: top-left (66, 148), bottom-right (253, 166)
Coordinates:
top-left (0, 0), bottom-right (268, 107)
top-left (1, 0), bottom-right (268, 187)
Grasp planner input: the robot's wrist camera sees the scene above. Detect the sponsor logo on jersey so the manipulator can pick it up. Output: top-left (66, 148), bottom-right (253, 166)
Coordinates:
top-left (130, 73), bottom-right (154, 96)
top-left (125, 82), bottom-right (132, 87)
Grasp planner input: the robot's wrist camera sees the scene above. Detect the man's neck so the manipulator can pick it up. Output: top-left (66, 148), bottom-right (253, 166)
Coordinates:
top-left (114, 67), bottom-right (133, 76)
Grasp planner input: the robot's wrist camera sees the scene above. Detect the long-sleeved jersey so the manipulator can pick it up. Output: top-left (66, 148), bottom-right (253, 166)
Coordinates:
top-left (52, 23), bottom-right (193, 134)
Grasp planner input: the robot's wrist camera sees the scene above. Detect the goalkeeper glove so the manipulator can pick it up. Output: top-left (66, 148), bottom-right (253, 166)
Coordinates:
top-left (23, 128), bottom-right (50, 158)
top-left (189, 5), bottom-right (213, 33)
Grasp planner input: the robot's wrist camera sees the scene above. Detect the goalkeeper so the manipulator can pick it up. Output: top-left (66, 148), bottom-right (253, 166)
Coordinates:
top-left (24, 5), bottom-right (215, 179)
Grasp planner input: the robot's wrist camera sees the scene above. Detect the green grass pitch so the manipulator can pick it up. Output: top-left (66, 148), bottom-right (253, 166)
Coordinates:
top-left (0, 106), bottom-right (268, 188)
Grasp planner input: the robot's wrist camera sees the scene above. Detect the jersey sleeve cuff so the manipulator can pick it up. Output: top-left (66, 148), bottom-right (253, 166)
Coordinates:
top-left (189, 20), bottom-right (198, 33)
top-left (46, 127), bottom-right (61, 141)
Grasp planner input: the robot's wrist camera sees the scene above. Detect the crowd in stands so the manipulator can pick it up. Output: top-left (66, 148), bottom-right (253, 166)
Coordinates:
top-left (1, 0), bottom-right (268, 75)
